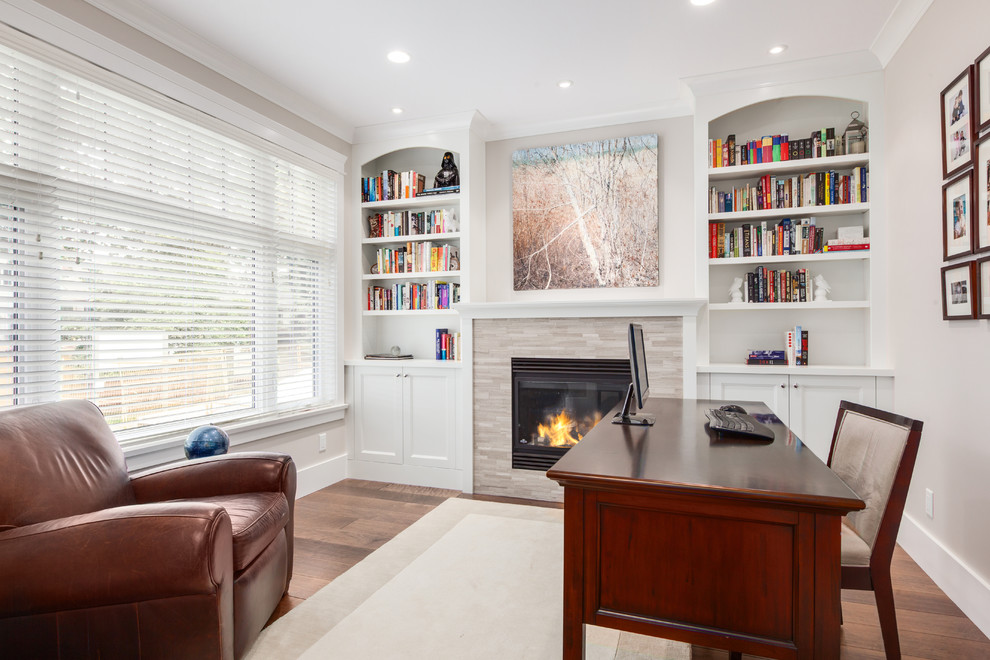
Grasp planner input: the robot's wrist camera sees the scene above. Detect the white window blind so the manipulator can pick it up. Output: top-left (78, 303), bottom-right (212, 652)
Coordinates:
top-left (0, 41), bottom-right (338, 442)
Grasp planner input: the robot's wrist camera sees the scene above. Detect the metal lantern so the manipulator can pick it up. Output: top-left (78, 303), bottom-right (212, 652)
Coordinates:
top-left (842, 111), bottom-right (868, 154)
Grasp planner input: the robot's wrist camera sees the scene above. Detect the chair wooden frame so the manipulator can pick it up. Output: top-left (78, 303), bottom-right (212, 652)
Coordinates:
top-left (827, 400), bottom-right (924, 660)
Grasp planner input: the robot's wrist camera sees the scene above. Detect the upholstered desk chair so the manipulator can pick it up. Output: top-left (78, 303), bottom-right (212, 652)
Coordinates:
top-left (827, 400), bottom-right (924, 660)
top-left (0, 400), bottom-right (296, 660)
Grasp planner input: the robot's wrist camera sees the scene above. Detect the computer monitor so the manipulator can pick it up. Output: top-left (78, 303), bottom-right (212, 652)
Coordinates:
top-left (612, 322), bottom-right (656, 426)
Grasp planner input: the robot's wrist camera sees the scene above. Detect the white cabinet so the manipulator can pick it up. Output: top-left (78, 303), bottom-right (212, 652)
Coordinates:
top-left (706, 372), bottom-right (886, 461)
top-left (350, 365), bottom-right (459, 484)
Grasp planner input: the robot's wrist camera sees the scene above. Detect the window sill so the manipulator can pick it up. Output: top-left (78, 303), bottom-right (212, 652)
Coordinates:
top-left (122, 403), bottom-right (349, 463)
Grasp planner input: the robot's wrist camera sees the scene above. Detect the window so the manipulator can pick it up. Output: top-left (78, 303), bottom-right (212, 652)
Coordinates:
top-left (0, 40), bottom-right (339, 443)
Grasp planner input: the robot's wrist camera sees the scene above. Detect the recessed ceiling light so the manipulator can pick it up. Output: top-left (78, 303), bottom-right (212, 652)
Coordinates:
top-left (769, 44), bottom-right (788, 55)
top-left (391, 107), bottom-right (403, 114)
top-left (690, 0), bottom-right (716, 6)
top-left (558, 80), bottom-right (573, 89)
top-left (387, 50), bottom-right (410, 64)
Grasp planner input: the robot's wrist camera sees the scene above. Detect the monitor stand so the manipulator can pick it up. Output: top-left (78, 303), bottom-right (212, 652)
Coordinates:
top-left (611, 383), bottom-right (656, 426)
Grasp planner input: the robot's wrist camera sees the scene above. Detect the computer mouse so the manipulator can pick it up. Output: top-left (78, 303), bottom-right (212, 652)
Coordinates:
top-left (719, 404), bottom-right (747, 414)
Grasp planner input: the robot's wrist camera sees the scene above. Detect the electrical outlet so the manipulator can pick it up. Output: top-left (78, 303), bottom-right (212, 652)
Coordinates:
top-left (319, 432), bottom-right (327, 452)
top-left (925, 488), bottom-right (934, 518)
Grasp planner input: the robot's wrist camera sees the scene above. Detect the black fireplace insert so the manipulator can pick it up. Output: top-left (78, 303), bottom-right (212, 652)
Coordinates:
top-left (511, 357), bottom-right (630, 471)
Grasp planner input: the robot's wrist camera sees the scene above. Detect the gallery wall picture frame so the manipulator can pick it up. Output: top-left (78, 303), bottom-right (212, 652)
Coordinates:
top-left (976, 44), bottom-right (990, 134)
top-left (977, 255), bottom-right (990, 319)
top-left (975, 132), bottom-right (990, 253)
top-left (942, 261), bottom-right (977, 320)
top-left (942, 168), bottom-right (975, 260)
top-left (942, 66), bottom-right (975, 179)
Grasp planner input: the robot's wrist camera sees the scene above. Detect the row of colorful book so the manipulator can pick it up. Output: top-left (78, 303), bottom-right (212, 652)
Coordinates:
top-left (711, 217), bottom-right (825, 259)
top-left (367, 208), bottom-right (457, 238)
top-left (709, 128), bottom-right (843, 168)
top-left (708, 167), bottom-right (868, 214)
top-left (747, 325), bottom-right (809, 365)
top-left (374, 244), bottom-right (459, 275)
top-left (362, 169), bottom-right (427, 202)
top-left (366, 280), bottom-right (460, 311)
top-left (435, 328), bottom-right (461, 361)
top-left (740, 267), bottom-right (810, 304)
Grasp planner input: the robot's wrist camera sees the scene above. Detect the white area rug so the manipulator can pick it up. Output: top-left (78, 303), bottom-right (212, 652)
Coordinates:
top-left (246, 498), bottom-right (691, 659)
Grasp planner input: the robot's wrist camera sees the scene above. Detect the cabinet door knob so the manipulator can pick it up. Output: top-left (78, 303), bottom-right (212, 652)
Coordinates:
top-left (404, 373), bottom-right (410, 378)
top-left (780, 383), bottom-right (786, 389)
top-left (395, 373), bottom-right (401, 378)
top-left (793, 383), bottom-right (799, 389)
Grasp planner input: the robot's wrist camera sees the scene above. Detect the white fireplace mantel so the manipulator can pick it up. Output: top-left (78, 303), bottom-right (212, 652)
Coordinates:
top-left (454, 298), bottom-right (706, 320)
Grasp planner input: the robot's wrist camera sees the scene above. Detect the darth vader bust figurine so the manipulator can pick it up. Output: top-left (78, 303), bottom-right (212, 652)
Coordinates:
top-left (434, 151), bottom-right (459, 188)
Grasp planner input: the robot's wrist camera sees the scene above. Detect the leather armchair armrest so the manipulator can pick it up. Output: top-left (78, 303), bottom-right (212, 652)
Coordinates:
top-left (0, 502), bottom-right (233, 618)
top-left (130, 452), bottom-right (296, 504)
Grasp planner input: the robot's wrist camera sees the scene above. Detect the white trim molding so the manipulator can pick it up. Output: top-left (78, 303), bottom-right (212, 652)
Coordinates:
top-left (870, 0), bottom-right (935, 67)
top-left (898, 513), bottom-right (990, 638)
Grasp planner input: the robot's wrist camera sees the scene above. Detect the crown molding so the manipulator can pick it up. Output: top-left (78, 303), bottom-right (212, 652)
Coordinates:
top-left (870, 0), bottom-right (933, 67)
top-left (81, 0), bottom-right (354, 143)
top-left (684, 50), bottom-right (882, 99)
top-left (353, 111), bottom-right (491, 145)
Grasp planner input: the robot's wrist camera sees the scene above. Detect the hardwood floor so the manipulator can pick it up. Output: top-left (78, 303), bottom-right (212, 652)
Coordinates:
top-left (271, 479), bottom-right (990, 659)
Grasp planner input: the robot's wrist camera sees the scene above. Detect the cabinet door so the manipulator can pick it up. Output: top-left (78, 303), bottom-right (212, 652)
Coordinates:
top-left (787, 375), bottom-right (876, 461)
top-left (352, 366), bottom-right (404, 464)
top-left (403, 367), bottom-right (457, 469)
top-left (709, 373), bottom-right (790, 425)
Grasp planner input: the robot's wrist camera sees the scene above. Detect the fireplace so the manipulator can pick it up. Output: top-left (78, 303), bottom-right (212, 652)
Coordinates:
top-left (511, 357), bottom-right (630, 471)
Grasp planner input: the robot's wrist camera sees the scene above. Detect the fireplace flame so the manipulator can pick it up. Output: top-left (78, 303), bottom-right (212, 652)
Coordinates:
top-left (536, 410), bottom-right (603, 448)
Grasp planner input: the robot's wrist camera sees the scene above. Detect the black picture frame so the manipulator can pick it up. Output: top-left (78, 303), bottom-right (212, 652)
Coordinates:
top-left (941, 261), bottom-right (977, 320)
top-left (942, 66), bottom-right (975, 179)
top-left (942, 168), bottom-right (975, 260)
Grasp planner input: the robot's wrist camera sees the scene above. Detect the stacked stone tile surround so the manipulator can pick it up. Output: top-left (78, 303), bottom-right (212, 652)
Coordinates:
top-left (472, 316), bottom-right (683, 502)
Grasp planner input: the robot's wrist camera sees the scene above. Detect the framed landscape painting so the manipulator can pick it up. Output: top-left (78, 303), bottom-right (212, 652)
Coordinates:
top-left (511, 134), bottom-right (659, 291)
top-left (942, 169), bottom-right (974, 260)
top-left (942, 66), bottom-right (974, 179)
top-left (942, 262), bottom-right (976, 320)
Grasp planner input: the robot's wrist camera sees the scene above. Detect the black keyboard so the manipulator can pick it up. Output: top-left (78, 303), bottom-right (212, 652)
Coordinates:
top-left (705, 408), bottom-right (775, 441)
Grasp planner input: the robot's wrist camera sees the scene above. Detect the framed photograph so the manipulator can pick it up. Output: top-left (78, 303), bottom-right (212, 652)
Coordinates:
top-left (978, 256), bottom-right (990, 319)
top-left (942, 66), bottom-right (975, 179)
top-left (976, 45), bottom-right (990, 133)
top-left (976, 132), bottom-right (990, 253)
top-left (942, 262), bottom-right (976, 320)
top-left (943, 169), bottom-right (974, 260)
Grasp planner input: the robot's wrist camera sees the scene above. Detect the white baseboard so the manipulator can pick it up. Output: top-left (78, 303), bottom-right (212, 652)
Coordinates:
top-left (898, 513), bottom-right (990, 637)
top-left (296, 453), bottom-right (347, 498)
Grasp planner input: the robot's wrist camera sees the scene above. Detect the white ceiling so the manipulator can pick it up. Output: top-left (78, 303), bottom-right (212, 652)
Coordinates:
top-left (84, 0), bottom-right (921, 142)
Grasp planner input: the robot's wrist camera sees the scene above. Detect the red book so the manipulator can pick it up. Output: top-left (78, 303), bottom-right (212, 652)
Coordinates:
top-left (824, 243), bottom-right (870, 251)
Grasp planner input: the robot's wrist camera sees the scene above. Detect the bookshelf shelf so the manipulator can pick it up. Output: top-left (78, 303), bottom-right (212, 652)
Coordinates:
top-left (362, 308), bottom-right (460, 317)
top-left (707, 153), bottom-right (870, 181)
top-left (362, 232), bottom-right (461, 246)
top-left (709, 251), bottom-right (869, 266)
top-left (362, 271), bottom-right (461, 281)
top-left (361, 193), bottom-right (461, 211)
top-left (709, 301), bottom-right (869, 311)
top-left (709, 202), bottom-right (868, 223)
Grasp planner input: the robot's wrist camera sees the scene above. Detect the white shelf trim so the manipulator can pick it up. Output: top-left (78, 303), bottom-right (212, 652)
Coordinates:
top-left (709, 202), bottom-right (868, 222)
top-left (709, 301), bottom-right (869, 310)
top-left (363, 309), bottom-right (459, 316)
top-left (362, 271), bottom-right (461, 281)
top-left (361, 194), bottom-right (461, 210)
top-left (707, 153), bottom-right (870, 181)
top-left (362, 232), bottom-right (461, 245)
top-left (698, 363), bottom-right (894, 377)
top-left (454, 299), bottom-right (706, 320)
top-left (709, 251), bottom-right (870, 266)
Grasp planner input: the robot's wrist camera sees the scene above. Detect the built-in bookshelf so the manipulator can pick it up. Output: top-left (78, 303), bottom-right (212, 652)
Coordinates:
top-left (353, 145), bottom-right (471, 362)
top-left (703, 96), bottom-right (876, 369)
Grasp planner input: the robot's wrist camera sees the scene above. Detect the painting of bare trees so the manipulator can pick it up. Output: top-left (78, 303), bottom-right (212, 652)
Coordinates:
top-left (512, 134), bottom-right (658, 290)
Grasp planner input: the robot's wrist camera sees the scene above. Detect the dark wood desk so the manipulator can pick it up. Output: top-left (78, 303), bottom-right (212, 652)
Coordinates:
top-left (546, 397), bottom-right (864, 659)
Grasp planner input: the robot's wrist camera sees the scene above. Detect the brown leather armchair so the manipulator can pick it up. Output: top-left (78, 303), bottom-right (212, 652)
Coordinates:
top-left (0, 400), bottom-right (296, 659)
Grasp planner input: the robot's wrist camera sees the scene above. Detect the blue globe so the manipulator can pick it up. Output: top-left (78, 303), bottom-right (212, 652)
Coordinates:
top-left (184, 425), bottom-right (230, 459)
